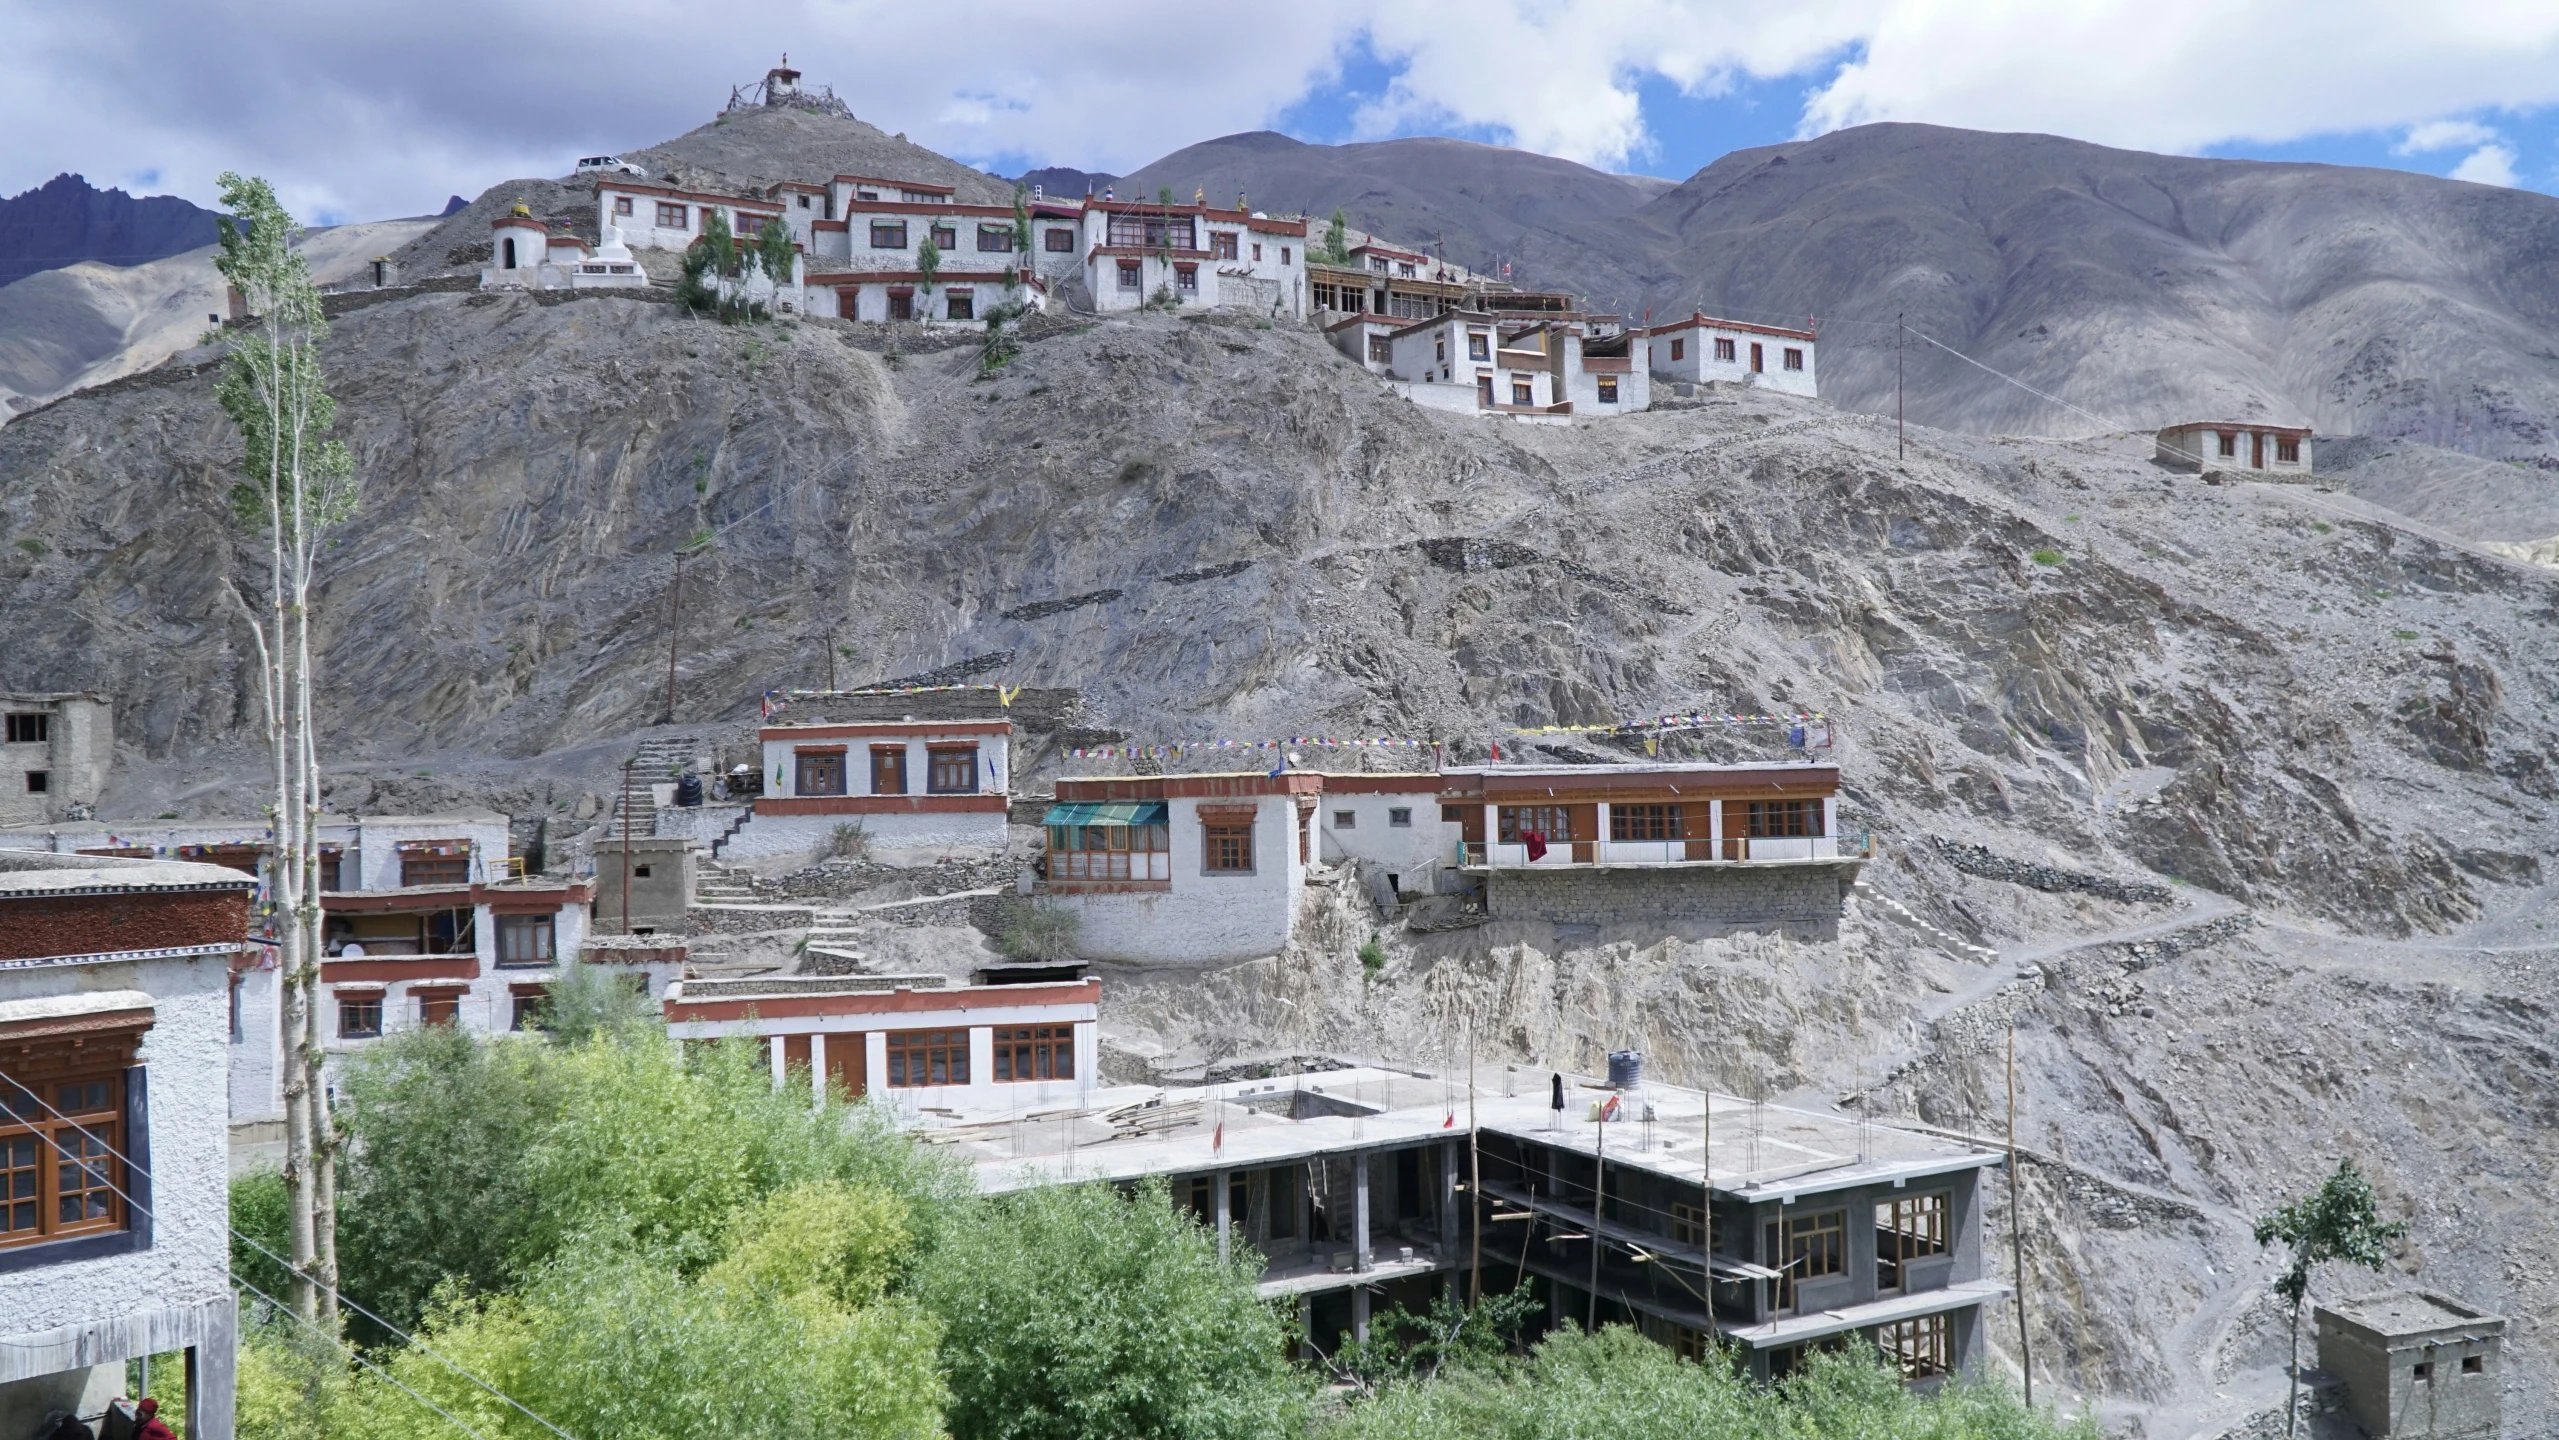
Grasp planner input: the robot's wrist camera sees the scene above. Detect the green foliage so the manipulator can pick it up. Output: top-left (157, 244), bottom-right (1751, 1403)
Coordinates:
top-left (994, 897), bottom-right (1079, 962)
top-left (1158, 185), bottom-right (1177, 204)
top-left (915, 1179), bottom-right (1311, 1440)
top-left (538, 955), bottom-right (656, 1046)
top-left (979, 297), bottom-right (1029, 375)
top-left (1324, 209), bottom-right (1351, 265)
top-left (917, 232), bottom-right (942, 300)
top-left (1012, 185), bottom-right (1034, 255)
top-left (1358, 932), bottom-right (1387, 979)
top-left (1323, 1325), bottom-right (2090, 1440)
top-left (2254, 1159), bottom-right (2404, 1306)
top-left (1327, 1288), bottom-right (1540, 1393)
top-left (13, 536), bottom-right (43, 556)
top-left (679, 210), bottom-right (764, 320)
top-left (830, 819), bottom-right (872, 859)
top-left (230, 1167), bottom-right (297, 1304)
top-left (331, 1026), bottom-right (961, 1334)
top-left (2029, 548), bottom-right (2065, 566)
top-left (755, 212), bottom-right (796, 287)
top-left (2392, 628), bottom-right (2420, 641)
top-left (214, 172), bottom-right (356, 536)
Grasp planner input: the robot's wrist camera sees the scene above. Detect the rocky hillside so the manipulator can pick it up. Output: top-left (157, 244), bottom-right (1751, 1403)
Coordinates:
top-left (2, 254), bottom-right (2554, 1432)
top-left (0, 173), bottom-right (220, 289)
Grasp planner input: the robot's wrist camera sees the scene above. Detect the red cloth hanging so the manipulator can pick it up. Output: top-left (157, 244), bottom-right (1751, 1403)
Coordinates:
top-left (1522, 829), bottom-right (1548, 861)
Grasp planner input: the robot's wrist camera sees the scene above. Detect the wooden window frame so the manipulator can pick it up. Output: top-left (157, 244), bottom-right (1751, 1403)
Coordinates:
top-left (1511, 379), bottom-right (1535, 405)
top-left (991, 1024), bottom-right (1075, 1082)
top-left (1201, 815), bottom-right (1255, 875)
top-left (2276, 435), bottom-right (2300, 463)
top-left (1597, 375), bottom-right (1619, 404)
top-left (416, 990), bottom-right (464, 1027)
top-left (929, 223), bottom-right (957, 251)
top-left (0, 1069), bottom-right (129, 1253)
top-left (887, 291), bottom-right (913, 321)
top-left (337, 993), bottom-right (384, 1039)
top-left (1783, 347), bottom-right (1804, 371)
top-left (1043, 227), bottom-right (1075, 253)
top-left (1388, 807), bottom-right (1413, 827)
top-left (1744, 799), bottom-right (1823, 838)
top-left (1497, 805), bottom-right (1573, 843)
top-left (1669, 338), bottom-right (1685, 361)
top-left (509, 986), bottom-right (551, 1033)
top-left (6, 713), bottom-right (50, 744)
top-left (654, 201), bottom-right (687, 229)
top-left (1610, 803), bottom-right (1683, 842)
top-left (1368, 335), bottom-right (1393, 363)
top-left (497, 912), bottom-right (556, 967)
top-left (925, 744), bottom-right (978, 794)
top-left (976, 223), bottom-right (1015, 253)
top-left (1766, 1208), bottom-right (1847, 1312)
top-left (1880, 1312), bottom-right (1951, 1378)
top-left (737, 214), bottom-right (765, 237)
top-left (796, 748), bottom-right (848, 797)
top-left (398, 841), bottom-right (471, 888)
top-left (869, 220), bottom-right (909, 250)
top-left (1332, 809), bottom-right (1357, 829)
top-left (1047, 822), bottom-right (1170, 882)
top-left (1714, 337), bottom-right (1736, 362)
top-left (1174, 265), bottom-right (1199, 293)
top-left (1117, 261), bottom-right (1143, 290)
top-left (945, 291), bottom-right (975, 321)
top-left (885, 1029), bottom-right (969, 1088)
top-left (1280, 246), bottom-right (1290, 265)
top-left (1210, 231), bottom-right (1239, 260)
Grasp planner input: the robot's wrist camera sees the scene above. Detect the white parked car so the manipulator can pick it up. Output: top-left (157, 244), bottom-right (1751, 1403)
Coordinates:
top-left (576, 156), bottom-right (648, 178)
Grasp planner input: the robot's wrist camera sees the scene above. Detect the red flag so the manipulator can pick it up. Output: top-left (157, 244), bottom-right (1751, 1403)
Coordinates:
top-left (1443, 1111), bottom-right (1456, 1129)
top-left (1599, 1094), bottom-right (1621, 1123)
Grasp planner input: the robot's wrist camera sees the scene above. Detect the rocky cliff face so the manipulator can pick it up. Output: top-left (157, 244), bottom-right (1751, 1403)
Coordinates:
top-left (1, 288), bottom-right (2552, 1434)
top-left (0, 173), bottom-right (220, 289)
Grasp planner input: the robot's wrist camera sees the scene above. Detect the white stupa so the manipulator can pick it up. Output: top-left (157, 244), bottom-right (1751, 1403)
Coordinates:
top-left (573, 222), bottom-right (647, 288)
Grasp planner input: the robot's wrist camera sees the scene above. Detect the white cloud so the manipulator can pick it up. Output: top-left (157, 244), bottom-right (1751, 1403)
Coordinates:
top-left (2397, 119), bottom-right (2499, 154)
top-left (5, 0), bottom-right (2559, 224)
top-left (2450, 142), bottom-right (2521, 186)
top-left (1800, 1), bottom-right (2559, 156)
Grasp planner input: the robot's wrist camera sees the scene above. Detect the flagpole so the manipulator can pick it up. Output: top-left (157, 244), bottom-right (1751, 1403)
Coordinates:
top-left (1587, 1099), bottom-right (1606, 1331)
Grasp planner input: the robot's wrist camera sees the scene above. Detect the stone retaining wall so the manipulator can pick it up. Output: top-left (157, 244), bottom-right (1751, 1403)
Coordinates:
top-left (1927, 838), bottom-right (2170, 903)
top-left (1485, 864), bottom-right (1850, 927)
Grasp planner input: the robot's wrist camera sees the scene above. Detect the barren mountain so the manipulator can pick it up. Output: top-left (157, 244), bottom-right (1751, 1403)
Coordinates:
top-left (0, 173), bottom-right (220, 289)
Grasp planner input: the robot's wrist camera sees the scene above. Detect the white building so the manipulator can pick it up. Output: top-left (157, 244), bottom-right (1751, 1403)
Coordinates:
top-left (798, 173), bottom-right (1043, 324)
top-left (480, 204), bottom-right (648, 292)
top-left (723, 716), bottom-right (1013, 863)
top-left (661, 973), bottom-right (1099, 1116)
top-left (1357, 310), bottom-right (1650, 420)
top-left (1065, 197), bottom-right (1307, 318)
top-left (1644, 313), bottom-right (1817, 397)
top-left (0, 851), bottom-right (253, 1440)
top-left (593, 180), bottom-right (785, 257)
top-left (0, 814), bottom-right (646, 1131)
top-left (1034, 772), bottom-right (1319, 966)
top-left (2154, 421), bottom-right (2312, 476)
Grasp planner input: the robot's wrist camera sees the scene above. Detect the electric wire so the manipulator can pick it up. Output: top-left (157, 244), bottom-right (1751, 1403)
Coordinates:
top-left (3, 1077), bottom-right (583, 1440)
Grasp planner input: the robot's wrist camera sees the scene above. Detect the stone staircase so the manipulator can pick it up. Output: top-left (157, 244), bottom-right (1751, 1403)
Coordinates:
top-left (608, 735), bottom-right (700, 838)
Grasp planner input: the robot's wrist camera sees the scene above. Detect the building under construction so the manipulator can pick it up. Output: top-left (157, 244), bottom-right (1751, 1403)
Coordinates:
top-left (918, 1060), bottom-right (2008, 1384)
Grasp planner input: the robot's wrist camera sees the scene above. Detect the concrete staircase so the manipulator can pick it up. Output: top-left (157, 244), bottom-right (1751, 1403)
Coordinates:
top-left (695, 859), bottom-right (759, 904)
top-left (608, 735), bottom-right (699, 838)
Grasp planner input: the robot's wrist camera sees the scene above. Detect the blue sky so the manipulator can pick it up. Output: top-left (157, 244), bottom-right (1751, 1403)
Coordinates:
top-left (6, 1), bottom-right (2559, 225)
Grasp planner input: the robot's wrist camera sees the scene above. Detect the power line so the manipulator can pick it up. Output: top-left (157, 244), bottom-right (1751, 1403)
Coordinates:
top-left (3, 1075), bottom-right (582, 1440)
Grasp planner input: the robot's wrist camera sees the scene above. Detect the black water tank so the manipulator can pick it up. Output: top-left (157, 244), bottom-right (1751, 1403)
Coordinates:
top-left (1607, 1050), bottom-right (1642, 1089)
top-left (674, 773), bottom-right (703, 807)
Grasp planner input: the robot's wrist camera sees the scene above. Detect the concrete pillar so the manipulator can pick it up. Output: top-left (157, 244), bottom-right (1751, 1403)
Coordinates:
top-left (1354, 1151), bottom-right (1372, 1271)
top-left (1215, 1168), bottom-right (1231, 1267)
top-left (1439, 1141), bottom-right (1459, 1246)
top-left (768, 1035), bottom-right (785, 1089)
top-left (864, 1031), bottom-right (889, 1097)
top-left (968, 1026), bottom-right (995, 1098)
top-left (809, 1033), bottom-right (827, 1108)
top-left (192, 1296), bottom-right (237, 1440)
top-left (1352, 1283), bottom-right (1371, 1343)
top-left (1709, 799), bottom-right (1724, 857)
top-left (1483, 804), bottom-right (1497, 863)
top-left (1822, 795), bottom-right (1838, 843)
top-left (1594, 801), bottom-right (1610, 858)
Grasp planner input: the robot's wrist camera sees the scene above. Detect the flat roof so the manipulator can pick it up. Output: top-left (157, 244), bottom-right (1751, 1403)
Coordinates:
top-left (0, 849), bottom-right (257, 896)
top-left (2320, 1290), bottom-right (2504, 1337)
top-left (919, 1065), bottom-right (1999, 1199)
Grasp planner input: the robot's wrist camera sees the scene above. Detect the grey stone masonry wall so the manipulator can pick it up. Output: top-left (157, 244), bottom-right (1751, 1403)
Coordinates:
top-left (1486, 864), bottom-right (1850, 927)
top-left (1926, 837), bottom-right (2169, 904)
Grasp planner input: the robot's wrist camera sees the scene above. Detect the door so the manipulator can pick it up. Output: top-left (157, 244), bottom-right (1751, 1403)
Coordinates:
top-left (1476, 374), bottom-right (1494, 407)
top-left (502, 237), bottom-right (518, 269)
top-left (1750, 342), bottom-right (1764, 373)
top-left (871, 745), bottom-right (907, 795)
top-left (2251, 432), bottom-right (2265, 469)
top-left (825, 1035), bottom-right (865, 1098)
top-left (888, 292), bottom-right (912, 321)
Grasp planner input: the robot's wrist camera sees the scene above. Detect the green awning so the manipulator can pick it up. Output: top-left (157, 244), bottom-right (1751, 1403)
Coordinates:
top-left (1044, 801), bottom-right (1170, 827)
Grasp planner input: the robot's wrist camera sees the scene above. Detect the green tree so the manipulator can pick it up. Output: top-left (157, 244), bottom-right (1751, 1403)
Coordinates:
top-left (916, 1179), bottom-right (1310, 1440)
top-left (755, 212), bottom-right (796, 291)
top-left (2255, 1159), bottom-right (2407, 1437)
top-left (916, 231), bottom-right (941, 322)
top-left (214, 171), bottom-right (360, 1325)
top-left (1324, 208), bottom-right (1350, 265)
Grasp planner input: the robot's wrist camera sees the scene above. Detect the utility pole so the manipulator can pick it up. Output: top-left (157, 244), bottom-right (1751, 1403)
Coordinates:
top-left (659, 545), bottom-right (688, 726)
top-left (825, 630), bottom-right (836, 692)
top-left (1467, 1017), bottom-right (1481, 1305)
top-left (2009, 1024), bottom-right (2034, 1406)
top-left (1587, 1103), bottom-right (1605, 1331)
top-left (618, 759), bottom-right (636, 934)
top-left (1897, 312), bottom-right (1906, 461)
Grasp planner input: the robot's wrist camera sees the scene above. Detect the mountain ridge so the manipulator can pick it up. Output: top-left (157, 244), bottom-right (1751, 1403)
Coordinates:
top-left (0, 173), bottom-right (222, 289)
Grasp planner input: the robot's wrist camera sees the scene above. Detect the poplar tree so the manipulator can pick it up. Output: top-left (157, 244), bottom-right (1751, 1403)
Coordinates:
top-left (214, 172), bottom-right (359, 1326)
top-left (2255, 1159), bottom-right (2406, 1437)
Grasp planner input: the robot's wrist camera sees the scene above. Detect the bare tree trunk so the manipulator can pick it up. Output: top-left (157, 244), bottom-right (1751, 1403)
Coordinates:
top-left (2285, 1289), bottom-right (2304, 1437)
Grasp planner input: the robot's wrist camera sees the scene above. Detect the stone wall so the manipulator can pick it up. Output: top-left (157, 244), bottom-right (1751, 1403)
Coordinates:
top-left (1485, 864), bottom-right (1849, 928)
top-left (1926, 838), bottom-right (2170, 904)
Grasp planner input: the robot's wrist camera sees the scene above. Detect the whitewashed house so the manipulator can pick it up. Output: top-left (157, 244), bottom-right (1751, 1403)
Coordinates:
top-left (0, 852), bottom-right (252, 1440)
top-left (1356, 310), bottom-right (1647, 419)
top-left (1645, 312), bottom-right (1817, 397)
top-left (1066, 197), bottom-right (1306, 318)
top-left (1033, 772), bottom-right (1319, 965)
top-left (2154, 421), bottom-right (2312, 476)
top-left (592, 180), bottom-right (786, 257)
top-left (722, 716), bottom-right (1013, 862)
top-left (801, 174), bottom-right (1041, 324)
top-left (661, 974), bottom-right (1100, 1116)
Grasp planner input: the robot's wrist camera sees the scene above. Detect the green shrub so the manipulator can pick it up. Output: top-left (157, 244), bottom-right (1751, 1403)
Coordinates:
top-left (995, 898), bottom-right (1080, 962)
top-left (2030, 548), bottom-right (2065, 566)
top-left (1359, 932), bottom-right (1387, 978)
